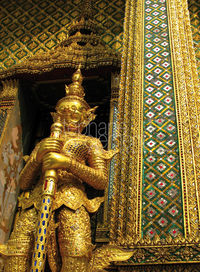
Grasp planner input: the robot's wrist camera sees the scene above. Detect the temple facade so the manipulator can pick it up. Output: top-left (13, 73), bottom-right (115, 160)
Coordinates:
top-left (0, 0), bottom-right (200, 271)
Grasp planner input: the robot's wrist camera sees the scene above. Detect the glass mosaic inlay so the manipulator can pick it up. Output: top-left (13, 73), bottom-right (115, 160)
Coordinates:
top-left (142, 0), bottom-right (184, 239)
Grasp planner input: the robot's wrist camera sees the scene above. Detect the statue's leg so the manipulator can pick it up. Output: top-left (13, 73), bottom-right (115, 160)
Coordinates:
top-left (57, 206), bottom-right (93, 272)
top-left (4, 207), bottom-right (37, 272)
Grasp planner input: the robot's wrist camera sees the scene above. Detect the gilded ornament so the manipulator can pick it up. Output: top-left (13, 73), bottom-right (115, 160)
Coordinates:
top-left (0, 68), bottom-right (132, 271)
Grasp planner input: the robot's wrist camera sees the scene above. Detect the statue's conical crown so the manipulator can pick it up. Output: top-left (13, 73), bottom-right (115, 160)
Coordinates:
top-left (55, 68), bottom-right (90, 113)
top-left (65, 68), bottom-right (85, 98)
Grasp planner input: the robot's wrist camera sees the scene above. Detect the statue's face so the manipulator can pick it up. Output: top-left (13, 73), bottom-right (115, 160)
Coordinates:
top-left (57, 100), bottom-right (87, 131)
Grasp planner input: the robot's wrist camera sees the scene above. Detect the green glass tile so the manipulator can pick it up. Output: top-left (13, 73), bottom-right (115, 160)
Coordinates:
top-left (103, 19), bottom-right (115, 29)
top-left (18, 15), bottom-right (29, 24)
top-left (8, 23), bottom-right (19, 32)
top-left (104, 6), bottom-right (116, 15)
top-left (20, 35), bottom-right (32, 44)
top-left (102, 33), bottom-right (114, 43)
top-left (110, 40), bottom-right (122, 51)
top-left (12, 10), bottom-right (23, 18)
top-left (31, 27), bottom-right (43, 36)
top-left (113, 0), bottom-right (125, 8)
top-left (46, 6), bottom-right (57, 14)
top-left (71, 0), bottom-right (81, 5)
top-left (33, 47), bottom-right (46, 55)
top-left (16, 49), bottom-right (28, 60)
top-left (0, 31), bottom-right (9, 39)
top-left (22, 2), bottom-right (34, 11)
top-left (0, 11), bottom-right (7, 20)
top-left (0, 51), bottom-right (9, 61)
top-left (112, 25), bottom-right (123, 35)
top-left (45, 39), bottom-right (57, 49)
top-left (4, 58), bottom-right (16, 67)
top-left (48, 25), bottom-right (60, 34)
top-left (10, 43), bottom-right (21, 52)
top-left (6, 4), bottom-right (18, 12)
top-left (38, 33), bottom-right (49, 42)
top-left (112, 11), bottom-right (124, 21)
top-left (55, 0), bottom-right (66, 6)
top-left (27, 41), bottom-right (39, 51)
top-left (24, 21), bottom-right (36, 30)
top-left (2, 37), bottom-right (14, 46)
top-left (96, 1), bottom-right (109, 9)
top-left (1, 17), bottom-right (13, 26)
top-left (35, 13), bottom-right (47, 23)
top-left (69, 10), bottom-right (80, 19)
top-left (63, 4), bottom-right (74, 13)
top-left (14, 29), bottom-right (25, 38)
top-left (59, 17), bottom-right (71, 26)
top-left (39, 1), bottom-right (49, 8)
top-left (95, 14), bottom-right (106, 23)
top-left (28, 8), bottom-right (40, 17)
top-left (52, 11), bottom-right (64, 20)
top-left (55, 31), bottom-right (68, 41)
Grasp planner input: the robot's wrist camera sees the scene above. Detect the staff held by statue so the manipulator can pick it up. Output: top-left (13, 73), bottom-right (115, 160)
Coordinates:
top-left (31, 119), bottom-right (63, 272)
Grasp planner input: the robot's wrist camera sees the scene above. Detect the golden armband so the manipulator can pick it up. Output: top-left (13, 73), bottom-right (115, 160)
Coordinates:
top-left (69, 158), bottom-right (107, 190)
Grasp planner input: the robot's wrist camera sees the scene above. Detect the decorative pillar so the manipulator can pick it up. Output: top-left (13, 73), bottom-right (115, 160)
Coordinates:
top-left (188, 0), bottom-right (200, 78)
top-left (110, 0), bottom-right (200, 267)
top-left (96, 72), bottom-right (119, 242)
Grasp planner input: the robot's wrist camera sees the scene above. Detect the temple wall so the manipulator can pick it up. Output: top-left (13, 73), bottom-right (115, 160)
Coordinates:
top-left (0, 0), bottom-right (125, 71)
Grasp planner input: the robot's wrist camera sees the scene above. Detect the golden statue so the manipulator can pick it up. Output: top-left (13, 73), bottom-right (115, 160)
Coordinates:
top-left (0, 69), bottom-right (132, 272)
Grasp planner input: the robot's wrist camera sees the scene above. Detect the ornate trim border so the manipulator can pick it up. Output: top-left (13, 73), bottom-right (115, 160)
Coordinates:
top-left (110, 0), bottom-right (144, 244)
top-left (167, 0), bottom-right (200, 239)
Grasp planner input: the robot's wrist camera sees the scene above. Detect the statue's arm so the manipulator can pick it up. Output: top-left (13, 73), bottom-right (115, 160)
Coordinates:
top-left (43, 138), bottom-right (108, 190)
top-left (19, 138), bottom-right (63, 190)
top-left (68, 139), bottom-right (108, 190)
top-left (19, 143), bottom-right (41, 190)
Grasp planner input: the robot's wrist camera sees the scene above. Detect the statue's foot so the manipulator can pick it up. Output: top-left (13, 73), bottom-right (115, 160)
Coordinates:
top-left (0, 244), bottom-right (8, 258)
top-left (89, 244), bottom-right (133, 272)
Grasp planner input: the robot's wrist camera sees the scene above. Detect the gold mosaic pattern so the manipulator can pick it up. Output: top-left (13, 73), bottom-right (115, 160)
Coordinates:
top-left (188, 0), bottom-right (200, 77)
top-left (110, 0), bottom-right (200, 265)
top-left (110, 0), bottom-right (144, 244)
top-left (0, 0), bottom-right (125, 71)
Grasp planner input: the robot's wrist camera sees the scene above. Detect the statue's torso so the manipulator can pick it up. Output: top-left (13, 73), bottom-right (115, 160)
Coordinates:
top-left (19, 134), bottom-right (104, 213)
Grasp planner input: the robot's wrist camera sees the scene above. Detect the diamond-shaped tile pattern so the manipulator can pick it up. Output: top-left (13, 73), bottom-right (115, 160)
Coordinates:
top-left (188, 0), bottom-right (200, 78)
top-left (0, 109), bottom-right (8, 138)
top-left (0, 0), bottom-right (125, 71)
top-left (142, 0), bottom-right (184, 239)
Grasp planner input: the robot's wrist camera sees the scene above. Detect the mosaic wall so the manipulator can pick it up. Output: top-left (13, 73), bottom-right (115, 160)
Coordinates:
top-left (0, 99), bottom-right (23, 243)
top-left (188, 0), bottom-right (200, 77)
top-left (0, 109), bottom-right (8, 138)
top-left (0, 0), bottom-right (125, 71)
top-left (142, 0), bottom-right (183, 239)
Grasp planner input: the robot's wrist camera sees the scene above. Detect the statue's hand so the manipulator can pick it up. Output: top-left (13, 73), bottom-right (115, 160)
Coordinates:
top-left (36, 138), bottom-right (63, 163)
top-left (42, 152), bottom-right (70, 171)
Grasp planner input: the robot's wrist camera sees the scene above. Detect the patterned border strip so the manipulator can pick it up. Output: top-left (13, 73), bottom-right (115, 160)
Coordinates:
top-left (167, 0), bottom-right (200, 239)
top-left (117, 263), bottom-right (200, 271)
top-left (110, 0), bottom-right (144, 244)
